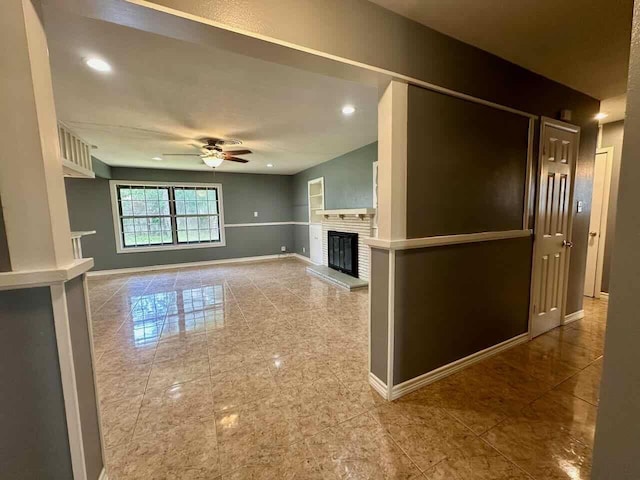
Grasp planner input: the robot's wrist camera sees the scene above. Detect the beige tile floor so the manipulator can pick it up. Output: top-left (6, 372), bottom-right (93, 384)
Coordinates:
top-left (89, 259), bottom-right (605, 479)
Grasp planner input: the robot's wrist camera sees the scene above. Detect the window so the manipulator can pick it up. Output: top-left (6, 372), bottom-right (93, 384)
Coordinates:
top-left (110, 181), bottom-right (225, 253)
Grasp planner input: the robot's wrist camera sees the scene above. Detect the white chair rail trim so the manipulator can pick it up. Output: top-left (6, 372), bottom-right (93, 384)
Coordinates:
top-left (365, 229), bottom-right (532, 251)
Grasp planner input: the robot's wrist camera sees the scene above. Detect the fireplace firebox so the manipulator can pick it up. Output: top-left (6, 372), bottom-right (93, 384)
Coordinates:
top-left (327, 231), bottom-right (358, 278)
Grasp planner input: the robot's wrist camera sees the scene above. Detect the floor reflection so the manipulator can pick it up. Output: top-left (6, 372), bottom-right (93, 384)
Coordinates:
top-left (88, 260), bottom-right (605, 480)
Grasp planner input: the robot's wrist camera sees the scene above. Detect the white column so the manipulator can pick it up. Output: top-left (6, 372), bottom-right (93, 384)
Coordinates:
top-left (377, 80), bottom-right (408, 241)
top-left (0, 0), bottom-right (73, 272)
top-left (592, 1), bottom-right (640, 476)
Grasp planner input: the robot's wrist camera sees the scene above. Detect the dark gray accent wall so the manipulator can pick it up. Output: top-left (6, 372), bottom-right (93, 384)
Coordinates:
top-left (393, 237), bottom-right (532, 384)
top-left (600, 120), bottom-right (624, 293)
top-left (291, 142), bottom-right (377, 256)
top-left (0, 196), bottom-right (11, 272)
top-left (406, 86), bottom-right (530, 238)
top-left (65, 276), bottom-right (103, 479)
top-left (65, 168), bottom-right (294, 270)
top-left (370, 248), bottom-right (389, 381)
top-left (0, 287), bottom-right (73, 479)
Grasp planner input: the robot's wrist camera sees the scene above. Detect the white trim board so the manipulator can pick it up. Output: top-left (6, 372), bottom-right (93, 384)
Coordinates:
top-left (365, 229), bottom-right (532, 251)
top-left (226, 221), bottom-right (302, 227)
top-left (0, 258), bottom-right (94, 291)
top-left (291, 253), bottom-right (316, 265)
top-left (564, 310), bottom-right (585, 325)
top-left (50, 284), bottom-right (88, 480)
top-left (390, 333), bottom-right (529, 400)
top-left (86, 253), bottom-right (301, 277)
top-left (600, 292), bottom-right (610, 299)
top-left (368, 372), bottom-right (388, 400)
top-left (99, 468), bottom-right (108, 480)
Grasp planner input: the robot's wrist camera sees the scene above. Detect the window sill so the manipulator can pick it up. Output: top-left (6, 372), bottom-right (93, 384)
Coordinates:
top-left (116, 241), bottom-right (226, 254)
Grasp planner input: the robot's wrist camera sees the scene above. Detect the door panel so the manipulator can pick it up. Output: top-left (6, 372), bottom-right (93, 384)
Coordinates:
top-left (531, 119), bottom-right (580, 337)
top-left (309, 224), bottom-right (322, 265)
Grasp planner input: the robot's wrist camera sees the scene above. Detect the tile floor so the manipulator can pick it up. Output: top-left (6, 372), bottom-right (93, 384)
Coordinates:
top-left (89, 259), bottom-right (605, 479)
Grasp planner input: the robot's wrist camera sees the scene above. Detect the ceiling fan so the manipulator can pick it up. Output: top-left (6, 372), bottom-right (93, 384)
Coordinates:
top-left (162, 138), bottom-right (252, 168)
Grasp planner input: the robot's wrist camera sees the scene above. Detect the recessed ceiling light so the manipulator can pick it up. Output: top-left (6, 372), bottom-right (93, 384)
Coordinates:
top-left (595, 112), bottom-right (609, 120)
top-left (152, 156), bottom-right (162, 161)
top-left (85, 57), bottom-right (112, 73)
top-left (341, 105), bottom-right (356, 115)
top-left (266, 163), bottom-right (274, 168)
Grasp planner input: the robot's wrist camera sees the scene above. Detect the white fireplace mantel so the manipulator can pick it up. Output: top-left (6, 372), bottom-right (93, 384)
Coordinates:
top-left (317, 208), bottom-right (376, 219)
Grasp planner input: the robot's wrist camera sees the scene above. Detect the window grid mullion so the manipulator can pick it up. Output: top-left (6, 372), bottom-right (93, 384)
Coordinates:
top-left (169, 186), bottom-right (178, 246)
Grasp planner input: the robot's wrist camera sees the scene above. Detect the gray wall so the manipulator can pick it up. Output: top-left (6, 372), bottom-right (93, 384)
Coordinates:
top-left (0, 287), bottom-right (74, 479)
top-left (65, 167), bottom-right (294, 271)
top-left (291, 142), bottom-right (377, 256)
top-left (370, 248), bottom-right (389, 381)
top-left (406, 86), bottom-right (530, 238)
top-left (600, 120), bottom-right (624, 293)
top-left (92, 157), bottom-right (112, 179)
top-left (66, 277), bottom-right (103, 479)
top-left (592, 2), bottom-right (640, 474)
top-left (393, 237), bottom-right (532, 384)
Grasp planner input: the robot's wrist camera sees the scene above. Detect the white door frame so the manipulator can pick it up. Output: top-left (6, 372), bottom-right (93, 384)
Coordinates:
top-left (529, 117), bottom-right (581, 337)
top-left (308, 177), bottom-right (325, 265)
top-left (372, 161), bottom-right (379, 237)
top-left (584, 147), bottom-right (614, 298)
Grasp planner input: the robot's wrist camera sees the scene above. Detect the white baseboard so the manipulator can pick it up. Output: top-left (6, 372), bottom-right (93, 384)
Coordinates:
top-left (291, 253), bottom-right (317, 265)
top-left (87, 253), bottom-right (297, 277)
top-left (599, 292), bottom-right (609, 300)
top-left (564, 309), bottom-right (585, 325)
top-left (368, 372), bottom-right (388, 400)
top-left (99, 468), bottom-right (108, 480)
top-left (390, 333), bottom-right (529, 400)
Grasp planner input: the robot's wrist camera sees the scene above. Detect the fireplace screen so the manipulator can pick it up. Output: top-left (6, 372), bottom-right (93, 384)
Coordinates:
top-left (327, 231), bottom-right (358, 278)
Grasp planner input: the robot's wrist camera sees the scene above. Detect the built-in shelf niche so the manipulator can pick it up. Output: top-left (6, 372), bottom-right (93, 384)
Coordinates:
top-left (308, 177), bottom-right (325, 224)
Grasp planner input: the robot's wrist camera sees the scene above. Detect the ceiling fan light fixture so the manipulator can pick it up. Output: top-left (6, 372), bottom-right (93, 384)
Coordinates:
top-left (203, 157), bottom-right (224, 168)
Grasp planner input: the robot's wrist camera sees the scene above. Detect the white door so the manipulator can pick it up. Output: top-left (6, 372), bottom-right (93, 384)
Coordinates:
top-left (584, 148), bottom-right (613, 297)
top-left (308, 177), bottom-right (324, 265)
top-left (531, 118), bottom-right (580, 337)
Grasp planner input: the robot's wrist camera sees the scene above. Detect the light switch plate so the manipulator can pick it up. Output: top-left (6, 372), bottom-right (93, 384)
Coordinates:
top-left (254, 211), bottom-right (258, 217)
top-left (577, 201), bottom-right (584, 213)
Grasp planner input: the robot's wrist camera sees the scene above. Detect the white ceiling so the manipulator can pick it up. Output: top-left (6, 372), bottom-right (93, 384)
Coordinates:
top-left (43, 8), bottom-right (377, 174)
top-left (369, 0), bottom-right (633, 100)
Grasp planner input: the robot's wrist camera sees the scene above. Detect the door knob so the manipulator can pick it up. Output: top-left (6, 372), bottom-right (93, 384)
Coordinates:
top-left (563, 240), bottom-right (574, 248)
top-left (589, 232), bottom-right (598, 237)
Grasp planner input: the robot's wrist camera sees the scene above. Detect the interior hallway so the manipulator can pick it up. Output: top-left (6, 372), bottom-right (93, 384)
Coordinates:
top-left (92, 259), bottom-right (604, 479)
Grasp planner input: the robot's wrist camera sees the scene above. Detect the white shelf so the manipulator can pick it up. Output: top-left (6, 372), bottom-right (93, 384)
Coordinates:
top-left (317, 208), bottom-right (376, 217)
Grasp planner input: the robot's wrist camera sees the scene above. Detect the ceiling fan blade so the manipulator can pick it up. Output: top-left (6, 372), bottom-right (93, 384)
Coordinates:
top-left (225, 157), bottom-right (249, 163)
top-left (224, 149), bottom-right (252, 156)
